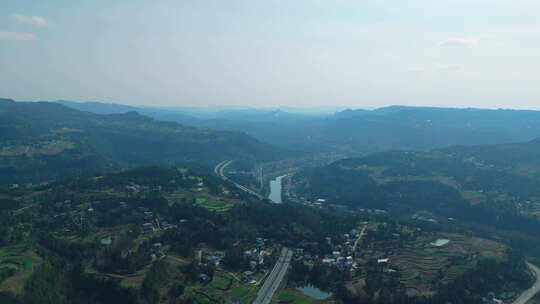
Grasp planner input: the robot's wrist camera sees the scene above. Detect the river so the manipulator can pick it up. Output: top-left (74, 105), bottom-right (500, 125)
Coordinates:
top-left (268, 175), bottom-right (286, 203)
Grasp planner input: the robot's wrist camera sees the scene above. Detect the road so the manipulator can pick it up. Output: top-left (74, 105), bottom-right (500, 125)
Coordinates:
top-left (352, 224), bottom-right (368, 254)
top-left (214, 160), bottom-right (264, 200)
top-left (252, 248), bottom-right (293, 304)
top-left (513, 262), bottom-right (540, 304)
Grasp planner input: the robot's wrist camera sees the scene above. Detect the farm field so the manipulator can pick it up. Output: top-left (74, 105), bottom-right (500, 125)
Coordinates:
top-left (193, 198), bottom-right (234, 212)
top-left (273, 288), bottom-right (327, 304)
top-left (389, 233), bottom-right (506, 296)
top-left (166, 191), bottom-right (238, 212)
top-left (183, 270), bottom-right (259, 304)
top-left (0, 243), bottom-right (42, 295)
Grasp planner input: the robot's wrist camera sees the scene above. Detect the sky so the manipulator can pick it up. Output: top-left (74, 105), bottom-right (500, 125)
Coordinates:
top-left (1, 0), bottom-right (540, 110)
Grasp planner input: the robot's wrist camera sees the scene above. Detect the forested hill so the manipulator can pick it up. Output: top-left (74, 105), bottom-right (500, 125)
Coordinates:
top-left (295, 138), bottom-right (540, 207)
top-left (321, 106), bottom-right (540, 153)
top-left (292, 139), bottom-right (540, 253)
top-left (0, 99), bottom-right (290, 186)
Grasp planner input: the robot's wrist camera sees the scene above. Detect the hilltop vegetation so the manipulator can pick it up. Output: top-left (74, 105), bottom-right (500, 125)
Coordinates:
top-left (0, 99), bottom-right (289, 186)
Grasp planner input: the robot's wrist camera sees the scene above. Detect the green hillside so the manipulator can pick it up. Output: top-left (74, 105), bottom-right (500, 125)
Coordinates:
top-left (0, 99), bottom-right (289, 186)
top-left (291, 139), bottom-right (540, 254)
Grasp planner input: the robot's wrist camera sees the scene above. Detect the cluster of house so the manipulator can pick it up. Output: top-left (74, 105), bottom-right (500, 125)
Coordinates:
top-left (52, 199), bottom-right (98, 231)
top-left (244, 238), bottom-right (266, 270)
top-left (241, 271), bottom-right (255, 284)
top-left (239, 238), bottom-right (268, 284)
top-left (139, 207), bottom-right (156, 234)
top-left (320, 251), bottom-right (355, 270)
top-left (292, 226), bottom-right (394, 274)
top-left (198, 238), bottom-right (269, 285)
top-left (208, 251), bottom-right (225, 267)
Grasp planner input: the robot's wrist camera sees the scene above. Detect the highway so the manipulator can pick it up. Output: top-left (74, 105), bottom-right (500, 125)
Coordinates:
top-left (252, 248), bottom-right (293, 304)
top-left (214, 160), bottom-right (264, 200)
top-left (512, 262), bottom-right (540, 304)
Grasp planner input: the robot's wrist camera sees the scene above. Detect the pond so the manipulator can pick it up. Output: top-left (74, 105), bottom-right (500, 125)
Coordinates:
top-left (101, 237), bottom-right (112, 246)
top-left (268, 175), bottom-right (286, 204)
top-left (297, 285), bottom-right (333, 300)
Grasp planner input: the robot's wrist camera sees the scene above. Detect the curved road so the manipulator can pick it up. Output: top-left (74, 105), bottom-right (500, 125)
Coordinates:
top-left (513, 262), bottom-right (540, 304)
top-left (214, 160), bottom-right (264, 200)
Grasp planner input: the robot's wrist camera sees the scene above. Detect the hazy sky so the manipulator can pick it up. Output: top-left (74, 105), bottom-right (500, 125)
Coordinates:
top-left (1, 1), bottom-right (540, 109)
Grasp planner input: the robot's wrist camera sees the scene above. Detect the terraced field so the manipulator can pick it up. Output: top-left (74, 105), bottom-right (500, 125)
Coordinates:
top-left (390, 233), bottom-right (506, 296)
top-left (0, 243), bottom-right (42, 295)
top-left (166, 192), bottom-right (237, 212)
top-left (194, 198), bottom-right (234, 212)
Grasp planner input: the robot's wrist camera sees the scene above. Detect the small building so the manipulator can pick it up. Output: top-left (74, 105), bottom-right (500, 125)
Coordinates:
top-left (322, 258), bottom-right (335, 264)
top-left (142, 223), bottom-right (154, 233)
top-left (241, 271), bottom-right (253, 283)
top-left (377, 258), bottom-right (389, 264)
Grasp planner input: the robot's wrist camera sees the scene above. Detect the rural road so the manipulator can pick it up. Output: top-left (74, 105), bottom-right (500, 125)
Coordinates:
top-left (214, 160), bottom-right (264, 200)
top-left (512, 262), bottom-right (540, 304)
top-left (252, 248), bottom-right (293, 304)
top-left (352, 224), bottom-right (368, 254)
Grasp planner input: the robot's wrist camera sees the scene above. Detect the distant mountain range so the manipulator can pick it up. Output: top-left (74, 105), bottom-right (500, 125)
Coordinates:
top-left (54, 100), bottom-right (540, 156)
top-left (0, 99), bottom-right (289, 186)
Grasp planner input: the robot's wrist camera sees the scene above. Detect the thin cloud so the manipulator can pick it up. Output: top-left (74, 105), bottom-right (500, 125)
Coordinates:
top-left (0, 31), bottom-right (36, 41)
top-left (406, 68), bottom-right (426, 73)
top-left (12, 13), bottom-right (48, 26)
top-left (438, 38), bottom-right (477, 47)
top-left (437, 65), bottom-right (461, 71)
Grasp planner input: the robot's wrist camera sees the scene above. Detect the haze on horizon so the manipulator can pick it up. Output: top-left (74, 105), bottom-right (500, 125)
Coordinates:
top-left (1, 0), bottom-right (540, 110)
